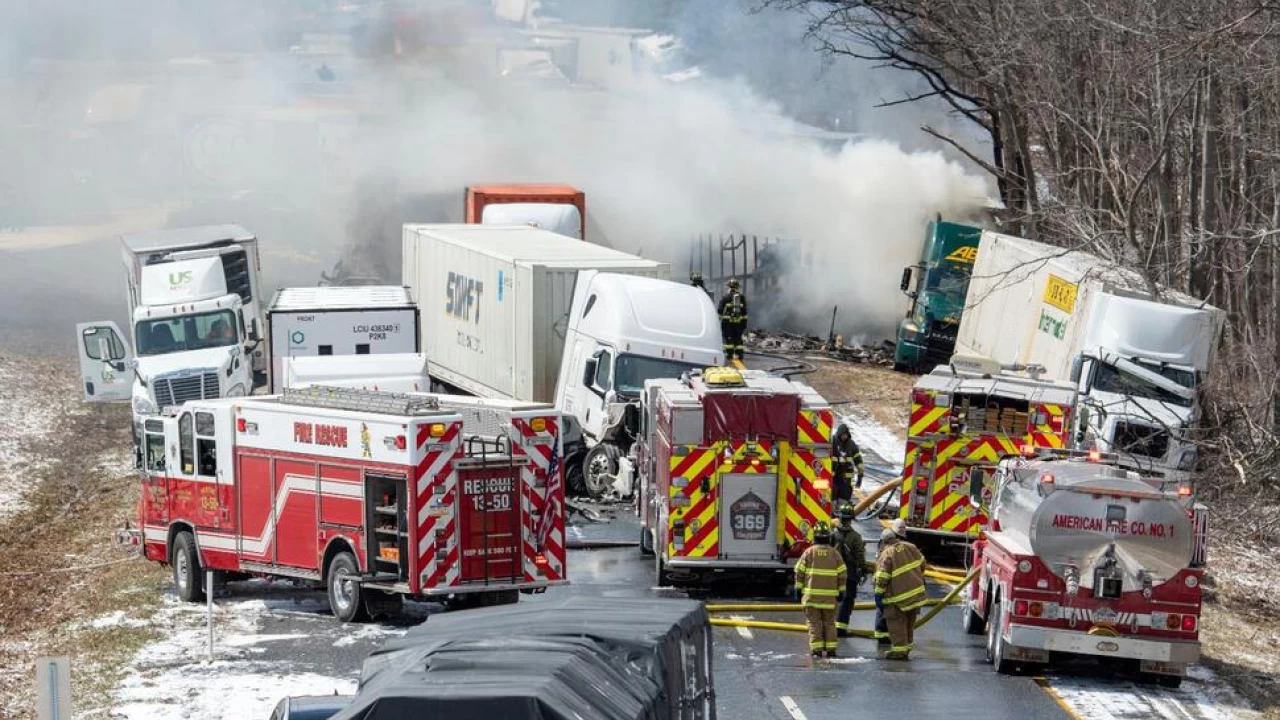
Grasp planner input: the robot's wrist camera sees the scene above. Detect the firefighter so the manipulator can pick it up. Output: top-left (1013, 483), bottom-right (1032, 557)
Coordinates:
top-left (832, 424), bottom-right (865, 501)
top-left (689, 271), bottom-right (713, 298)
top-left (793, 522), bottom-right (847, 659)
top-left (874, 522), bottom-right (928, 660)
top-left (833, 502), bottom-right (866, 637)
top-left (717, 277), bottom-right (748, 361)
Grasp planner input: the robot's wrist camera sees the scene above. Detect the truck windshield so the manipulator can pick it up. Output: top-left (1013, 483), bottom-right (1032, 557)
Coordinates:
top-left (1092, 361), bottom-right (1193, 408)
top-left (136, 310), bottom-right (239, 356)
top-left (925, 264), bottom-right (971, 299)
top-left (614, 354), bottom-right (704, 397)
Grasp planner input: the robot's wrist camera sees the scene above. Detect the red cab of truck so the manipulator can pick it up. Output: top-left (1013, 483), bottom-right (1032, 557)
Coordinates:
top-left (465, 185), bottom-right (586, 240)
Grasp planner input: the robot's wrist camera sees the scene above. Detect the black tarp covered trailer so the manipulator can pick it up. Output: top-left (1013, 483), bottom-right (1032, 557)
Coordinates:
top-left (328, 597), bottom-right (715, 720)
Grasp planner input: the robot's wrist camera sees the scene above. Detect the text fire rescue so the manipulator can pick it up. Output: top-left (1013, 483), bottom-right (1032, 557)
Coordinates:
top-left (294, 422), bottom-right (348, 447)
top-left (1051, 513), bottom-right (1178, 538)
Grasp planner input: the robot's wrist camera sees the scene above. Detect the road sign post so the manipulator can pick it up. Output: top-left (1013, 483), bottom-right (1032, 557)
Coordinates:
top-left (35, 656), bottom-right (72, 720)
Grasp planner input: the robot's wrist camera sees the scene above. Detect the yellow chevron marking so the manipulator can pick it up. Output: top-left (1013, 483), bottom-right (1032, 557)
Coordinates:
top-left (909, 406), bottom-right (948, 437)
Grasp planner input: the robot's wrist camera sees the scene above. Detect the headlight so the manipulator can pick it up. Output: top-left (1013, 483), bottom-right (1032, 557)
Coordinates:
top-left (132, 396), bottom-right (156, 415)
top-left (225, 383), bottom-right (247, 398)
top-left (901, 322), bottom-right (922, 341)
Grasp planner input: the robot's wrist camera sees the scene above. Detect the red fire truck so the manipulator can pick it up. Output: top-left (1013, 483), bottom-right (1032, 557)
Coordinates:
top-left (900, 356), bottom-right (1076, 545)
top-left (963, 451), bottom-right (1206, 685)
top-left (120, 386), bottom-right (567, 621)
top-left (637, 367), bottom-right (835, 588)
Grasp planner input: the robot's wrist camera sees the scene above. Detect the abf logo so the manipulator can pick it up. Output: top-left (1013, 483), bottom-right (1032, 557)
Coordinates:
top-left (944, 246), bottom-right (978, 264)
top-left (168, 270), bottom-right (193, 288)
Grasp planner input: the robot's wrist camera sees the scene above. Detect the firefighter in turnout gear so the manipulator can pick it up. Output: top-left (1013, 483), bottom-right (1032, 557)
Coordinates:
top-left (832, 424), bottom-right (865, 502)
top-left (717, 277), bottom-right (748, 361)
top-left (794, 522), bottom-right (847, 659)
top-left (833, 503), bottom-right (866, 637)
top-left (874, 523), bottom-right (928, 660)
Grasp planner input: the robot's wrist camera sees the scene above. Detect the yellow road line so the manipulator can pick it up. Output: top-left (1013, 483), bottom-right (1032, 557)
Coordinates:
top-left (1033, 676), bottom-right (1086, 720)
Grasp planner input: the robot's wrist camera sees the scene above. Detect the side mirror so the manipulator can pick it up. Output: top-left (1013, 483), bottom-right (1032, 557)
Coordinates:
top-left (1069, 356), bottom-right (1083, 384)
top-left (583, 357), bottom-right (599, 387)
top-left (900, 267), bottom-right (914, 294)
top-left (248, 318), bottom-right (261, 343)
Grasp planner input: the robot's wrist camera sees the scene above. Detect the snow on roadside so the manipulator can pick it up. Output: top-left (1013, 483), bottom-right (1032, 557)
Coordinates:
top-left (1047, 665), bottom-right (1258, 720)
top-left (109, 591), bottom-right (370, 719)
top-left (839, 407), bottom-right (906, 478)
top-left (0, 354), bottom-right (85, 520)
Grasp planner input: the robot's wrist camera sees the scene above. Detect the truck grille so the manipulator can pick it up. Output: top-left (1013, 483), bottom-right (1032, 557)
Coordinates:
top-left (1112, 421), bottom-right (1170, 459)
top-left (154, 371), bottom-right (220, 409)
top-left (924, 322), bottom-right (959, 365)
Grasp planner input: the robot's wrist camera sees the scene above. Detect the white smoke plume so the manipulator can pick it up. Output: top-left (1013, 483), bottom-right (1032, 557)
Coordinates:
top-left (0, 0), bottom-right (991, 348)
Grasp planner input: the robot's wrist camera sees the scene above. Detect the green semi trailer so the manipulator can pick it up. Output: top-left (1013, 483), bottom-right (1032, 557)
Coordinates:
top-left (893, 220), bottom-right (981, 372)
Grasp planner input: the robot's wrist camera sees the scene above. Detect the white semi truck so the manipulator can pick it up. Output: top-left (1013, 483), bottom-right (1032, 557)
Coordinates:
top-left (77, 225), bottom-right (266, 415)
top-left (955, 231), bottom-right (1225, 481)
top-left (402, 224), bottom-right (724, 497)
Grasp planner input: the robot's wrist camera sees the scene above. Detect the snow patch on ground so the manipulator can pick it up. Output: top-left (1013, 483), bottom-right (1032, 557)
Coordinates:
top-left (839, 410), bottom-right (905, 476)
top-left (109, 593), bottom-right (359, 719)
top-left (82, 611), bottom-right (150, 631)
top-left (1048, 664), bottom-right (1258, 720)
top-left (0, 355), bottom-right (84, 519)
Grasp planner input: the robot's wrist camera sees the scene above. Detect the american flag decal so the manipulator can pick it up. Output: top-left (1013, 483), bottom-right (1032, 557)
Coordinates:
top-left (536, 437), bottom-right (561, 548)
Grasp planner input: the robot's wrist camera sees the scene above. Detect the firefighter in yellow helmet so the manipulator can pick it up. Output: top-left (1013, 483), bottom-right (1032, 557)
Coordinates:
top-left (874, 523), bottom-right (928, 660)
top-left (793, 522), bottom-right (847, 659)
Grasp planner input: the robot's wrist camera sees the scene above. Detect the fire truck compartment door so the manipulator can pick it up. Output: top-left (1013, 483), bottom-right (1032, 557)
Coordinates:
top-left (457, 465), bottom-right (523, 584)
top-left (76, 321), bottom-right (134, 402)
top-left (719, 473), bottom-right (779, 560)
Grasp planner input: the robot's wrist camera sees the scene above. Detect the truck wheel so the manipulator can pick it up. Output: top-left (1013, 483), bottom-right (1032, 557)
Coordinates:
top-left (582, 444), bottom-right (620, 500)
top-left (986, 597), bottom-right (1014, 674)
top-left (327, 551), bottom-right (369, 623)
top-left (655, 552), bottom-right (670, 587)
top-left (171, 531), bottom-right (205, 603)
top-left (962, 596), bottom-right (987, 635)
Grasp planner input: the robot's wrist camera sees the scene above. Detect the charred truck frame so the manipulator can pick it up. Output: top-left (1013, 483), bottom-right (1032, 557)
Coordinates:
top-left (638, 368), bottom-right (835, 588)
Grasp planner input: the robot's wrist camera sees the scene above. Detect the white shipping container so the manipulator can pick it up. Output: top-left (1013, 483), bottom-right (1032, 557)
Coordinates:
top-left (402, 224), bottom-right (670, 402)
top-left (267, 286), bottom-right (420, 393)
top-left (956, 231), bottom-right (1223, 379)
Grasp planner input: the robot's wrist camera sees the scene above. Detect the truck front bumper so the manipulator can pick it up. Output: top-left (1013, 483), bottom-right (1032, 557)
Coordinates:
top-left (1009, 624), bottom-right (1200, 664)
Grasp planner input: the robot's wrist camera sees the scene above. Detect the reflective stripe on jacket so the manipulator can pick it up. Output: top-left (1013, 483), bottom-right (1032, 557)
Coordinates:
top-left (795, 545), bottom-right (847, 610)
top-left (874, 541), bottom-right (927, 611)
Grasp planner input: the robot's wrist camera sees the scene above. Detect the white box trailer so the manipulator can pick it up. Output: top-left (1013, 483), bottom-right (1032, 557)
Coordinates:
top-left (402, 224), bottom-right (669, 402)
top-left (267, 286), bottom-right (420, 393)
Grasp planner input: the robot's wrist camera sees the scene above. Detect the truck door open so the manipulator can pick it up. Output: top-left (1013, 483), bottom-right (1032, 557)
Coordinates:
top-left (75, 321), bottom-right (133, 402)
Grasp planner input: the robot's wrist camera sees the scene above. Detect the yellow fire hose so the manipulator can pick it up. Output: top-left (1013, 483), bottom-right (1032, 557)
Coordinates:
top-left (851, 476), bottom-right (900, 516)
top-left (707, 566), bottom-right (980, 634)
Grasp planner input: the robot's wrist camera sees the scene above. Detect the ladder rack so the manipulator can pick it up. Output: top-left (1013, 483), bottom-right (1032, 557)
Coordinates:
top-left (279, 385), bottom-right (443, 416)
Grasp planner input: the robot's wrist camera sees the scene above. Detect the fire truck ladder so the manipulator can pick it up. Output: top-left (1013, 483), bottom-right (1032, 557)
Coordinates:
top-left (279, 385), bottom-right (444, 416)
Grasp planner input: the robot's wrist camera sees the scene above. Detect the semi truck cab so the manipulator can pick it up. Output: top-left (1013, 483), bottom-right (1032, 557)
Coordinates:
top-left (894, 220), bottom-right (980, 372)
top-left (76, 257), bottom-right (256, 414)
top-left (554, 271), bottom-right (724, 498)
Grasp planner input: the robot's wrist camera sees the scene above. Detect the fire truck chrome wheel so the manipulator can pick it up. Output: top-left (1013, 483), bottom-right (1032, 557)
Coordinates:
top-left (962, 592), bottom-right (986, 635)
top-left (172, 531), bottom-right (204, 603)
top-left (987, 597), bottom-right (1013, 674)
top-left (327, 552), bottom-right (368, 623)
